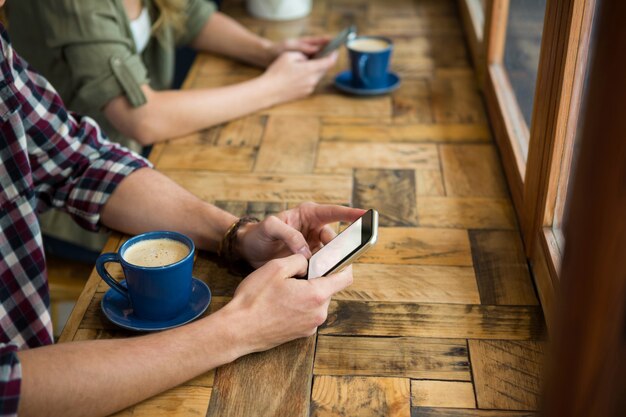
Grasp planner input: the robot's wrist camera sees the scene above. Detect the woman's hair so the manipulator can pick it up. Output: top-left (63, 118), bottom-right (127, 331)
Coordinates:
top-left (152, 0), bottom-right (186, 36)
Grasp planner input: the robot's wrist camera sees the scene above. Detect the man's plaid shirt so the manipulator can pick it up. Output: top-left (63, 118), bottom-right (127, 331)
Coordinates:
top-left (0, 24), bottom-right (150, 416)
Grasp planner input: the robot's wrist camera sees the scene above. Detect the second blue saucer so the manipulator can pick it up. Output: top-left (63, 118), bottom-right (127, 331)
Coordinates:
top-left (334, 70), bottom-right (401, 96)
top-left (101, 278), bottom-right (211, 332)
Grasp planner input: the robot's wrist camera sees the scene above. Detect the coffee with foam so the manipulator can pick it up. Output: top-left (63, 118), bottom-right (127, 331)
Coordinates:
top-left (123, 238), bottom-right (189, 268)
top-left (348, 38), bottom-right (390, 52)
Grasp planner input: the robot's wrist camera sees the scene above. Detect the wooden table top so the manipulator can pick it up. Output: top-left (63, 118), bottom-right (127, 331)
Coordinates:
top-left (60, 0), bottom-right (546, 415)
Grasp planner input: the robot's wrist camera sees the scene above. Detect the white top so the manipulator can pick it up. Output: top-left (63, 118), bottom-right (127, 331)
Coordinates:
top-left (129, 7), bottom-right (151, 54)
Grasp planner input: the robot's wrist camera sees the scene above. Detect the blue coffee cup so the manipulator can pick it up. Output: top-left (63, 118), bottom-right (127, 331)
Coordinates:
top-left (96, 231), bottom-right (195, 321)
top-left (347, 36), bottom-right (393, 89)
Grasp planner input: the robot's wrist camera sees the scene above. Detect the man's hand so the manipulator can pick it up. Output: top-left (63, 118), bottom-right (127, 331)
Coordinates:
top-left (221, 254), bottom-right (353, 355)
top-left (234, 202), bottom-right (366, 268)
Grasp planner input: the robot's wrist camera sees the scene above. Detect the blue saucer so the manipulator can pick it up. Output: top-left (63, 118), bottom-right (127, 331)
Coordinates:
top-left (334, 70), bottom-right (401, 96)
top-left (101, 278), bottom-right (211, 332)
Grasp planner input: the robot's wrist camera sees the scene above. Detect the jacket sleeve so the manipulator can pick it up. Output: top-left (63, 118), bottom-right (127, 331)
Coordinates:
top-left (6, 27), bottom-right (152, 231)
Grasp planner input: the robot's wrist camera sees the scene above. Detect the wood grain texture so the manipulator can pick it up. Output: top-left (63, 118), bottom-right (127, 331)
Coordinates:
top-left (411, 380), bottom-right (476, 408)
top-left (316, 143), bottom-right (439, 174)
top-left (411, 408), bottom-right (536, 417)
top-left (432, 69), bottom-right (487, 123)
top-left (111, 386), bottom-right (212, 417)
top-left (263, 94), bottom-right (392, 117)
top-left (369, 16), bottom-right (462, 36)
top-left (214, 200), bottom-right (288, 219)
top-left (360, 227), bottom-right (472, 266)
top-left (337, 264), bottom-right (480, 304)
top-left (470, 230), bottom-right (539, 305)
top-left (191, 254), bottom-right (243, 297)
top-left (216, 115), bottom-right (267, 147)
top-left (352, 169), bottom-right (418, 227)
top-left (161, 171), bottom-right (351, 204)
top-left (207, 336), bottom-right (315, 417)
top-left (416, 170), bottom-right (446, 196)
top-left (314, 336), bottom-right (470, 380)
top-left (311, 376), bottom-right (410, 417)
top-left (320, 301), bottom-right (545, 339)
top-left (417, 197), bottom-right (516, 229)
top-left (321, 124), bottom-right (491, 143)
top-left (440, 144), bottom-right (509, 197)
top-left (156, 145), bottom-right (256, 171)
top-left (58, 234), bottom-right (123, 343)
top-left (60, 2), bottom-right (549, 415)
top-left (254, 116), bottom-right (320, 173)
top-left (392, 79), bottom-right (434, 123)
top-left (469, 340), bottom-right (545, 410)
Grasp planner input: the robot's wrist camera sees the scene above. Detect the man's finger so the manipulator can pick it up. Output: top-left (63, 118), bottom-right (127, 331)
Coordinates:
top-left (310, 265), bottom-right (353, 297)
top-left (268, 253), bottom-right (309, 278)
top-left (320, 225), bottom-right (337, 245)
top-left (263, 216), bottom-right (312, 258)
top-left (312, 204), bottom-right (367, 225)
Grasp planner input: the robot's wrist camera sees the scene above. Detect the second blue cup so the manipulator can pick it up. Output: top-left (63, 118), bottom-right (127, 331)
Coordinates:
top-left (347, 36), bottom-right (393, 89)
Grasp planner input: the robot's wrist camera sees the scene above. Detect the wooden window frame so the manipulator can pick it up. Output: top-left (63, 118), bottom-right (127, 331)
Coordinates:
top-left (467, 0), bottom-right (595, 330)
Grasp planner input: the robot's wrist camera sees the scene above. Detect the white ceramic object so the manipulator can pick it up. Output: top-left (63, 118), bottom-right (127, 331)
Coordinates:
top-left (247, 0), bottom-right (312, 21)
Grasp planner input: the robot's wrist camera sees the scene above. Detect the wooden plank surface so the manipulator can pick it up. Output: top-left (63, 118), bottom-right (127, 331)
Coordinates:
top-left (338, 264), bottom-right (480, 304)
top-left (469, 340), bottom-right (545, 410)
top-left (417, 197), bottom-right (516, 229)
top-left (156, 145), bottom-right (256, 171)
top-left (254, 116), bottom-right (320, 173)
top-left (320, 301), bottom-right (545, 339)
top-left (314, 336), bottom-right (470, 380)
top-left (58, 1), bottom-right (548, 415)
top-left (207, 336), bottom-right (316, 417)
top-left (360, 227), bottom-right (473, 266)
top-left (469, 231), bottom-right (539, 305)
top-left (352, 169), bottom-right (419, 227)
top-left (263, 94), bottom-right (392, 117)
top-left (411, 381), bottom-right (476, 408)
top-left (311, 376), bottom-right (411, 417)
top-left (58, 234), bottom-right (123, 343)
top-left (416, 170), bottom-right (446, 196)
top-left (321, 124), bottom-right (491, 143)
top-left (440, 144), bottom-right (509, 197)
top-left (431, 69), bottom-right (487, 123)
top-left (111, 386), bottom-right (212, 417)
top-left (392, 79), bottom-right (434, 123)
top-left (161, 171), bottom-right (352, 204)
top-left (316, 142), bottom-right (440, 173)
top-left (411, 408), bottom-right (536, 417)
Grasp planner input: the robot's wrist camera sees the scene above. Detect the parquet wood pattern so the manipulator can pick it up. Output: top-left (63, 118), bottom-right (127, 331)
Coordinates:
top-left (469, 340), bottom-right (545, 411)
top-left (311, 376), bottom-right (411, 417)
top-left (411, 380), bottom-right (476, 408)
top-left (56, 0), bottom-right (547, 415)
top-left (315, 336), bottom-right (471, 380)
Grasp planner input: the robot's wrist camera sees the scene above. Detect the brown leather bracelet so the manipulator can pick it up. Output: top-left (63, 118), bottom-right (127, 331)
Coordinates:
top-left (218, 216), bottom-right (260, 264)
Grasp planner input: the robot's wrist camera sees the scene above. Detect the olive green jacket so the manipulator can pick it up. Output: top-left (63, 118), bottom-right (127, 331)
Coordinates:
top-left (8, 0), bottom-right (215, 251)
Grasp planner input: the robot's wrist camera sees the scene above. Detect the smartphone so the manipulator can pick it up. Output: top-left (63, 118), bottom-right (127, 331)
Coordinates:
top-left (307, 209), bottom-right (378, 279)
top-left (313, 25), bottom-right (357, 59)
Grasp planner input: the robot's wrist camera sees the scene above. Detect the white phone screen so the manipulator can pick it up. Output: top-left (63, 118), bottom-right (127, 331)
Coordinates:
top-left (308, 218), bottom-right (362, 279)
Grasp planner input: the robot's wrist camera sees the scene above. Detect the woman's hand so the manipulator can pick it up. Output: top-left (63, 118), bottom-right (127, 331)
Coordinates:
top-left (260, 50), bottom-right (338, 105)
top-left (268, 36), bottom-right (332, 59)
top-left (235, 202), bottom-right (366, 268)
